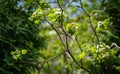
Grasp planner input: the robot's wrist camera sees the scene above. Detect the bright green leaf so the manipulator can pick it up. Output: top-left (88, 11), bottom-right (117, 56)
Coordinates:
top-left (22, 49), bottom-right (27, 55)
top-left (34, 20), bottom-right (39, 24)
top-left (78, 51), bottom-right (86, 60)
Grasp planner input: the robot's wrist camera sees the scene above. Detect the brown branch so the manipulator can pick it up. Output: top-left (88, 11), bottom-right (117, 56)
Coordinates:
top-left (46, 51), bottom-right (66, 62)
top-left (36, 0), bottom-right (91, 73)
top-left (45, 18), bottom-right (66, 49)
top-left (75, 35), bottom-right (84, 66)
top-left (79, 0), bottom-right (100, 45)
top-left (65, 0), bottom-right (74, 9)
top-left (57, 0), bottom-right (63, 12)
top-left (67, 50), bottom-right (91, 73)
top-left (79, 0), bottom-right (101, 65)
top-left (75, 35), bottom-right (83, 52)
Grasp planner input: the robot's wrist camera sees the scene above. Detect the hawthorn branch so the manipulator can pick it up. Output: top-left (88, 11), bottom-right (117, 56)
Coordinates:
top-left (56, 1), bottom-right (91, 73)
top-left (35, 0), bottom-right (92, 73)
top-left (45, 17), bottom-right (66, 49)
top-left (75, 35), bottom-right (83, 52)
top-left (79, 0), bottom-right (100, 45)
top-left (79, 0), bottom-right (101, 65)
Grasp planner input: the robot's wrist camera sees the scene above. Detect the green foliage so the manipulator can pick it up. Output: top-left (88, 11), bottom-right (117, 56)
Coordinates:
top-left (78, 51), bottom-right (86, 60)
top-left (101, 0), bottom-right (120, 45)
top-left (34, 0), bottom-right (120, 74)
top-left (0, 0), bottom-right (46, 74)
top-left (1, 0), bottom-right (120, 74)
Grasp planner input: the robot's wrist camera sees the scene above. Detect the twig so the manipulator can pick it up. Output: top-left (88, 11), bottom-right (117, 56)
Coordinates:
top-left (75, 35), bottom-right (83, 52)
top-left (79, 0), bottom-right (100, 45)
top-left (79, 0), bottom-right (100, 66)
top-left (45, 17), bottom-right (66, 49)
top-left (35, 0), bottom-right (92, 73)
top-left (46, 51), bottom-right (66, 62)
top-left (47, 62), bottom-right (51, 73)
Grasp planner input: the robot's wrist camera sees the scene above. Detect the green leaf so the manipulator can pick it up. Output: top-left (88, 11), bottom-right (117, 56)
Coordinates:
top-left (65, 23), bottom-right (70, 31)
top-left (13, 54), bottom-right (20, 60)
top-left (21, 49), bottom-right (27, 55)
top-left (90, 46), bottom-right (97, 53)
top-left (34, 20), bottom-right (39, 24)
top-left (10, 51), bottom-right (15, 55)
top-left (78, 51), bottom-right (86, 60)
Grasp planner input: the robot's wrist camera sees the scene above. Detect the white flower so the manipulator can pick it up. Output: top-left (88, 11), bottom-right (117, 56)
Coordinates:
top-left (97, 21), bottom-right (104, 28)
